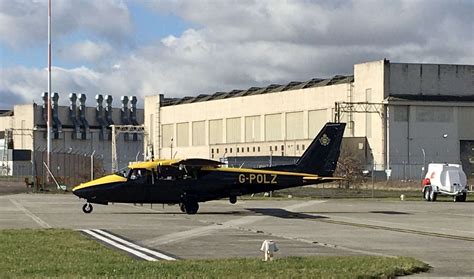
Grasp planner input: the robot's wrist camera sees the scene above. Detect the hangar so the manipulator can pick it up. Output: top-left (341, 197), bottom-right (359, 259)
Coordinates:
top-left (145, 59), bottom-right (473, 180)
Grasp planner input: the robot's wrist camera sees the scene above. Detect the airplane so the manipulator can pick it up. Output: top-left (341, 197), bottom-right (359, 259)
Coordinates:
top-left (72, 122), bottom-right (346, 214)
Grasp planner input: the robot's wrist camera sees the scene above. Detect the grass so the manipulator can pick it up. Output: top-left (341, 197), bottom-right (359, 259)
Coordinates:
top-left (0, 229), bottom-right (429, 278)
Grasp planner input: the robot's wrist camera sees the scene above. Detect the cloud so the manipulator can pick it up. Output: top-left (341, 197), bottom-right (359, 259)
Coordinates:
top-left (0, 66), bottom-right (101, 106)
top-left (1, 0), bottom-right (473, 109)
top-left (58, 40), bottom-right (114, 63)
top-left (0, 0), bottom-right (132, 48)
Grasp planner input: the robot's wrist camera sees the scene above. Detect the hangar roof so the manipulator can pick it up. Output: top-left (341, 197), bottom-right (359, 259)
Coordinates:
top-left (388, 94), bottom-right (474, 102)
top-left (162, 75), bottom-right (354, 106)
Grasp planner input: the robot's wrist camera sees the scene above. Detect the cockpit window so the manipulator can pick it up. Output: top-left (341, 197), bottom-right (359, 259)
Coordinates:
top-left (128, 168), bottom-right (146, 180)
top-left (115, 168), bottom-right (130, 178)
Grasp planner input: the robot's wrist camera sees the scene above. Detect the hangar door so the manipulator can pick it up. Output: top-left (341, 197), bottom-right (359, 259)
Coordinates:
top-left (460, 140), bottom-right (474, 179)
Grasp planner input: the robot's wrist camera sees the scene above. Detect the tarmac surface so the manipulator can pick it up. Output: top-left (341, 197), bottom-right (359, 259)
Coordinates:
top-left (0, 192), bottom-right (473, 277)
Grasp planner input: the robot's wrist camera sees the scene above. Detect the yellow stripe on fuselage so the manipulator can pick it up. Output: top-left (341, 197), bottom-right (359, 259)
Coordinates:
top-left (201, 166), bottom-right (319, 177)
top-left (72, 174), bottom-right (127, 191)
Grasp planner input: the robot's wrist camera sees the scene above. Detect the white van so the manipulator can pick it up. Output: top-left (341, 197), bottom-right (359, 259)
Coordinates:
top-left (422, 163), bottom-right (468, 202)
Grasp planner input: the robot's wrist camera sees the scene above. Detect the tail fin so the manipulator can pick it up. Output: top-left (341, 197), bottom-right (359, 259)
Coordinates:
top-left (295, 122), bottom-right (346, 176)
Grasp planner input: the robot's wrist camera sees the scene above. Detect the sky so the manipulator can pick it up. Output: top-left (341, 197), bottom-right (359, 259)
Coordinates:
top-left (0, 0), bottom-right (473, 108)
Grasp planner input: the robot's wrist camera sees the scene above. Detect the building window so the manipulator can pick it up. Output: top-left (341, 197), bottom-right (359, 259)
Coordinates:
top-left (236, 147), bottom-right (239, 153)
top-left (230, 148), bottom-right (232, 153)
top-left (216, 148), bottom-right (219, 154)
top-left (257, 146), bottom-right (260, 152)
top-left (253, 147), bottom-right (256, 152)
top-left (269, 146), bottom-right (272, 151)
top-left (302, 144), bottom-right (305, 150)
top-left (281, 145), bottom-right (284, 151)
top-left (211, 148), bottom-right (214, 154)
top-left (247, 147), bottom-right (250, 152)
top-left (275, 146), bottom-right (278, 151)
top-left (296, 144), bottom-right (299, 151)
top-left (225, 148), bottom-right (227, 153)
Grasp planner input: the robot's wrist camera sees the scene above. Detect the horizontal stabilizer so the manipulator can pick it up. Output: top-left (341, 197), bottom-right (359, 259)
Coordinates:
top-left (303, 176), bottom-right (344, 181)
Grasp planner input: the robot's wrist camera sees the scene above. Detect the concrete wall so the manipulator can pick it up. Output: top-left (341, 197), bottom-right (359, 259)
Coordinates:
top-left (389, 63), bottom-right (473, 96)
top-left (353, 60), bottom-right (387, 170)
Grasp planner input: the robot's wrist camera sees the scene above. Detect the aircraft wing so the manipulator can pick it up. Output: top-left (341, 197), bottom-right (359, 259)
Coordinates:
top-left (171, 158), bottom-right (224, 167)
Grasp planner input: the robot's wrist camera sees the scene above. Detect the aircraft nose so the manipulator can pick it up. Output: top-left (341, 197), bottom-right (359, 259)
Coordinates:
top-left (72, 183), bottom-right (101, 200)
top-left (72, 187), bottom-right (91, 199)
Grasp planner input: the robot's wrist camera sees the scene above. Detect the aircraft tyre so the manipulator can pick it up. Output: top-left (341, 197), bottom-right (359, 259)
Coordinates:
top-left (229, 196), bottom-right (237, 204)
top-left (179, 203), bottom-right (186, 213)
top-left (184, 201), bottom-right (199, 214)
top-left (82, 203), bottom-right (93, 214)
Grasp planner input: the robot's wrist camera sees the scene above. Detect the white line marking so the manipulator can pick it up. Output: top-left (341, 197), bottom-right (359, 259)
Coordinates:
top-left (8, 198), bottom-right (51, 228)
top-left (92, 229), bottom-right (176, 261)
top-left (81, 230), bottom-right (158, 261)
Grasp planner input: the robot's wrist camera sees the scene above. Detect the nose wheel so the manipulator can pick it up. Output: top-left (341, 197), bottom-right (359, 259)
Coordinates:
top-left (82, 203), bottom-right (93, 214)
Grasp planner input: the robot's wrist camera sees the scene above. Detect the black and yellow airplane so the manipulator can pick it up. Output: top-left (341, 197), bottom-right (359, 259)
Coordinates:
top-left (72, 122), bottom-right (345, 214)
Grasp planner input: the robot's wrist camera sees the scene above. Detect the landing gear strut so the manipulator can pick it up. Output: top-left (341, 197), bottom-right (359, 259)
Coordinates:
top-left (82, 203), bottom-right (93, 214)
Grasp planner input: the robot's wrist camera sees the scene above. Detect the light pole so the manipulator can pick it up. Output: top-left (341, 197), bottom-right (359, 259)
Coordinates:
top-left (46, 0), bottom-right (52, 184)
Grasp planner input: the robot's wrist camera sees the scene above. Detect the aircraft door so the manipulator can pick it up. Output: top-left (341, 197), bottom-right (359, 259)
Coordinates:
top-left (125, 168), bottom-right (147, 202)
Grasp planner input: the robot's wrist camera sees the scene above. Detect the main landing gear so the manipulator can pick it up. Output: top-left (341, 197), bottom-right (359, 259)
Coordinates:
top-left (82, 203), bottom-right (93, 214)
top-left (229, 196), bottom-right (237, 204)
top-left (179, 201), bottom-right (199, 215)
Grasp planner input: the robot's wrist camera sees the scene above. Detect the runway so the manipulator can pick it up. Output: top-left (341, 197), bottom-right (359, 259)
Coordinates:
top-left (0, 193), bottom-right (473, 277)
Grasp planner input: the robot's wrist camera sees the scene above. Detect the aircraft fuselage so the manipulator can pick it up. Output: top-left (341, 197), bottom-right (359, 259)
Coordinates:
top-left (73, 168), bottom-right (323, 205)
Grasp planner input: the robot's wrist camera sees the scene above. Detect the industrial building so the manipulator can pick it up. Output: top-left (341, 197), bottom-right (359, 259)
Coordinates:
top-left (144, 59), bottom-right (474, 180)
top-left (0, 94), bottom-right (144, 187)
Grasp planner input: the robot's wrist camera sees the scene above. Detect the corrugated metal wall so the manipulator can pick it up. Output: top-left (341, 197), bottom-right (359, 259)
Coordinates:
top-left (286, 111), bottom-right (303, 140)
top-left (209, 119), bottom-right (223, 144)
top-left (226, 117), bottom-right (241, 143)
top-left (308, 109), bottom-right (327, 137)
top-left (176, 122), bottom-right (189, 147)
top-left (245, 116), bottom-right (260, 142)
top-left (192, 121), bottom-right (205, 146)
top-left (265, 113), bottom-right (281, 141)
